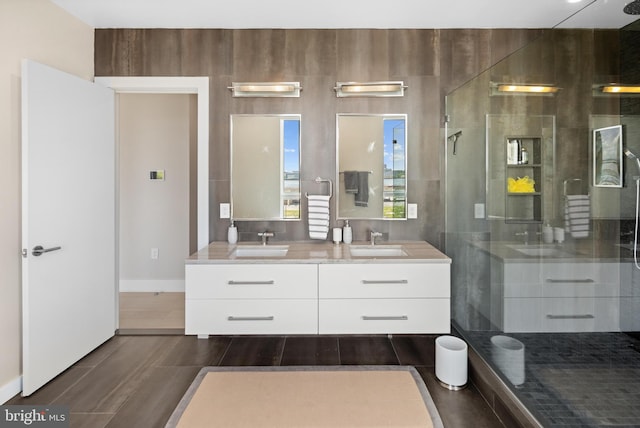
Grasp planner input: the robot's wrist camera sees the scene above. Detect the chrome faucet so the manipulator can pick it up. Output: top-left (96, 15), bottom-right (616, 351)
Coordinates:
top-left (515, 230), bottom-right (529, 245)
top-left (258, 231), bottom-right (274, 245)
top-left (370, 230), bottom-right (383, 246)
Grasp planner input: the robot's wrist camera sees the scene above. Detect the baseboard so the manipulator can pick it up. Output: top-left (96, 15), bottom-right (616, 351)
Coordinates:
top-left (117, 328), bottom-right (185, 335)
top-left (119, 279), bottom-right (184, 292)
top-left (0, 376), bottom-right (22, 404)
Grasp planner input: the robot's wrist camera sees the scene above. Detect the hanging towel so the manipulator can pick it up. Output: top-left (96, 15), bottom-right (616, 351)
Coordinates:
top-left (354, 171), bottom-right (369, 207)
top-left (344, 171), bottom-right (359, 193)
top-left (564, 194), bottom-right (590, 238)
top-left (342, 171), bottom-right (369, 207)
top-left (307, 195), bottom-right (330, 240)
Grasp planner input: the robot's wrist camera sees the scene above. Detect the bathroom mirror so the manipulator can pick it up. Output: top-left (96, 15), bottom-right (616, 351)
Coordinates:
top-left (336, 114), bottom-right (407, 220)
top-left (231, 114), bottom-right (301, 220)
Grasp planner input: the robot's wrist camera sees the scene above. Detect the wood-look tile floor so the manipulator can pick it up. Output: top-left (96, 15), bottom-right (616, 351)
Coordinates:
top-left (8, 335), bottom-right (504, 428)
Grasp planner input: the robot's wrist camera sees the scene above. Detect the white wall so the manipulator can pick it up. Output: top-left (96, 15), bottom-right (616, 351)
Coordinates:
top-left (0, 0), bottom-right (94, 401)
top-left (118, 94), bottom-right (194, 292)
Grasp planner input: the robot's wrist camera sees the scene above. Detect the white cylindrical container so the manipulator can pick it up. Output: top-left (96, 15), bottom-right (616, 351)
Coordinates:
top-left (554, 227), bottom-right (565, 243)
top-left (333, 227), bottom-right (342, 244)
top-left (342, 220), bottom-right (352, 244)
top-left (490, 335), bottom-right (525, 386)
top-left (227, 222), bottom-right (238, 244)
top-left (435, 335), bottom-right (468, 390)
top-left (542, 224), bottom-right (553, 244)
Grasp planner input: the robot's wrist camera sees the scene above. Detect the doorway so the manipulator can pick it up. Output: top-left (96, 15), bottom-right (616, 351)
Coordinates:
top-left (95, 76), bottom-right (210, 333)
top-left (117, 93), bottom-right (196, 332)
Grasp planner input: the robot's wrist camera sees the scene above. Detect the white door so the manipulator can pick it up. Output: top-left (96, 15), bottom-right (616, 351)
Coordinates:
top-left (21, 60), bottom-right (116, 396)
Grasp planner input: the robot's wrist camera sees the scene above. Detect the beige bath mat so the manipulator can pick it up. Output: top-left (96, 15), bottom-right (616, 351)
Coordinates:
top-left (166, 366), bottom-right (443, 428)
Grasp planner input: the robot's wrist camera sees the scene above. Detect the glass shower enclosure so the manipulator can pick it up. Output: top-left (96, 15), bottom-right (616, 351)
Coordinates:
top-left (445, 24), bottom-right (640, 427)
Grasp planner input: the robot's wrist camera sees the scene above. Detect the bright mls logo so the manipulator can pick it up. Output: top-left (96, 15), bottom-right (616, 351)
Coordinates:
top-left (0, 406), bottom-right (68, 427)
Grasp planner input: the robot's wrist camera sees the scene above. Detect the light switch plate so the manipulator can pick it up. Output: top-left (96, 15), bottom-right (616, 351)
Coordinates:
top-left (474, 203), bottom-right (485, 219)
top-left (407, 203), bottom-right (418, 219)
top-left (219, 203), bottom-right (230, 219)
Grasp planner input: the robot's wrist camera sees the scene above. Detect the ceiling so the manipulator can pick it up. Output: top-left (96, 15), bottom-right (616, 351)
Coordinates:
top-left (51, 0), bottom-right (640, 30)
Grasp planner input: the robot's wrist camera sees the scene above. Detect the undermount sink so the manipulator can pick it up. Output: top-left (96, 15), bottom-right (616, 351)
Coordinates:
top-left (507, 244), bottom-right (570, 257)
top-left (349, 245), bottom-right (408, 257)
top-left (232, 245), bottom-right (289, 257)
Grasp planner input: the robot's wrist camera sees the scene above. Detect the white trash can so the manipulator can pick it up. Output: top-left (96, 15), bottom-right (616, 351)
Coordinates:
top-left (490, 335), bottom-right (525, 386)
top-left (435, 335), bottom-right (468, 390)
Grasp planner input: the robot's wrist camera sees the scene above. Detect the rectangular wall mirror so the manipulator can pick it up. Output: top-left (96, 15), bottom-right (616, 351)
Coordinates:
top-left (231, 114), bottom-right (301, 220)
top-left (336, 114), bottom-right (407, 220)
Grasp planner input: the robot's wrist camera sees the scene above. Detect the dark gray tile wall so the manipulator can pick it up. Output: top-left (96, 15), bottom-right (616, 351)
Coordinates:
top-left (95, 28), bottom-right (540, 248)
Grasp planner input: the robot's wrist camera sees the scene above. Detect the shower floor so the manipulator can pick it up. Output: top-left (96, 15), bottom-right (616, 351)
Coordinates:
top-left (464, 331), bottom-right (640, 427)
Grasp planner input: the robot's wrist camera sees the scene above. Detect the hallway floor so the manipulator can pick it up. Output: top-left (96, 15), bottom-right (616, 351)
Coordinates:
top-left (118, 292), bottom-right (184, 330)
top-left (9, 334), bottom-right (504, 428)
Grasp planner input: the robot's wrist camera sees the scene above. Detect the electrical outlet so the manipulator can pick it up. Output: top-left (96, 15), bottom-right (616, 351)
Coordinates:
top-left (474, 203), bottom-right (485, 219)
top-left (220, 203), bottom-right (230, 219)
top-left (151, 248), bottom-right (159, 260)
top-left (407, 203), bottom-right (418, 219)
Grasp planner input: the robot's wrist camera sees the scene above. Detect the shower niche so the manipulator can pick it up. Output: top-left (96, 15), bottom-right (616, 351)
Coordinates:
top-left (486, 114), bottom-right (555, 223)
top-left (505, 136), bottom-right (543, 223)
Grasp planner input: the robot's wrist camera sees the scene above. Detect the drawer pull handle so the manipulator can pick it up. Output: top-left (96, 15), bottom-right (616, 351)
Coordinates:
top-left (227, 280), bottom-right (275, 285)
top-left (546, 279), bottom-right (594, 284)
top-left (361, 280), bottom-right (408, 285)
top-left (546, 314), bottom-right (594, 320)
top-left (227, 316), bottom-right (275, 321)
top-left (362, 315), bottom-right (408, 321)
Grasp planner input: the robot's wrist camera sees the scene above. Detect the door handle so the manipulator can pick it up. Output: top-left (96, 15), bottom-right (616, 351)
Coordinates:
top-left (32, 245), bottom-right (62, 257)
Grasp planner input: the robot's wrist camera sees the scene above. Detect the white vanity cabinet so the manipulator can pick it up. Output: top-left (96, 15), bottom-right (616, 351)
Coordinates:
top-left (185, 264), bottom-right (318, 337)
top-left (318, 263), bottom-right (450, 334)
top-left (184, 241), bottom-right (452, 337)
top-left (498, 261), bottom-right (620, 332)
top-left (621, 261), bottom-right (640, 331)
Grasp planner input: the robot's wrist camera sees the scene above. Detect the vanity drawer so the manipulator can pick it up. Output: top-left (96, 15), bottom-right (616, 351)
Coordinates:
top-left (503, 297), bottom-right (620, 333)
top-left (318, 298), bottom-right (450, 334)
top-left (541, 297), bottom-right (619, 332)
top-left (541, 278), bottom-right (619, 298)
top-left (185, 264), bottom-right (317, 299)
top-left (503, 262), bottom-right (620, 298)
top-left (318, 263), bottom-right (449, 298)
top-left (542, 263), bottom-right (619, 287)
top-left (186, 299), bottom-right (317, 335)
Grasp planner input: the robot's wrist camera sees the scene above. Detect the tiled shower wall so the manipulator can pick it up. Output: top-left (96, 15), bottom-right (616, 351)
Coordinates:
top-left (95, 28), bottom-right (541, 247)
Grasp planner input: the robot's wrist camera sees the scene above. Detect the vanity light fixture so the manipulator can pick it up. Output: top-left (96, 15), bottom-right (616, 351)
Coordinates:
top-left (334, 81), bottom-right (407, 97)
top-left (490, 82), bottom-right (560, 96)
top-left (600, 84), bottom-right (640, 94)
top-left (228, 82), bottom-right (301, 97)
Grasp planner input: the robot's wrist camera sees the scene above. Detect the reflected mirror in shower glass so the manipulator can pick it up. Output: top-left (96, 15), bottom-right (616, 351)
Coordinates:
top-left (593, 125), bottom-right (623, 188)
top-left (231, 114), bottom-right (301, 220)
top-left (336, 114), bottom-right (407, 220)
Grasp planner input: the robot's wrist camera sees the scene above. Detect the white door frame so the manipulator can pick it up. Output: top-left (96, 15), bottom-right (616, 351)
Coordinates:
top-left (95, 76), bottom-right (210, 251)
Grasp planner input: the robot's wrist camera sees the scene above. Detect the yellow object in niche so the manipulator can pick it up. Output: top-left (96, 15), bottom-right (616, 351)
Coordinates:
top-left (508, 176), bottom-right (535, 193)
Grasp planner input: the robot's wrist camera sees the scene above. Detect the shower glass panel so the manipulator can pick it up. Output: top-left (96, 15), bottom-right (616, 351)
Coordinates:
top-left (445, 26), bottom-right (640, 427)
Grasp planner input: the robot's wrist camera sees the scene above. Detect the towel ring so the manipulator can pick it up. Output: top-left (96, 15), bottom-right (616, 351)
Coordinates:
top-left (563, 178), bottom-right (588, 197)
top-left (305, 177), bottom-right (333, 199)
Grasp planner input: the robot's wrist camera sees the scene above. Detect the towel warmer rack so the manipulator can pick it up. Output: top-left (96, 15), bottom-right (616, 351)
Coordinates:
top-left (305, 177), bottom-right (333, 199)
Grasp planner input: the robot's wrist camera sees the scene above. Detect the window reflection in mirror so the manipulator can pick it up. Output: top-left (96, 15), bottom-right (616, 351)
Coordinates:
top-left (337, 114), bottom-right (407, 220)
top-left (231, 114), bottom-right (301, 220)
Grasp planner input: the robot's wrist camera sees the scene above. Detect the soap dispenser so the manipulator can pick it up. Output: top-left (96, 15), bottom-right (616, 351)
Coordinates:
top-left (227, 220), bottom-right (238, 244)
top-left (542, 222), bottom-right (553, 244)
top-left (343, 220), bottom-right (353, 244)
